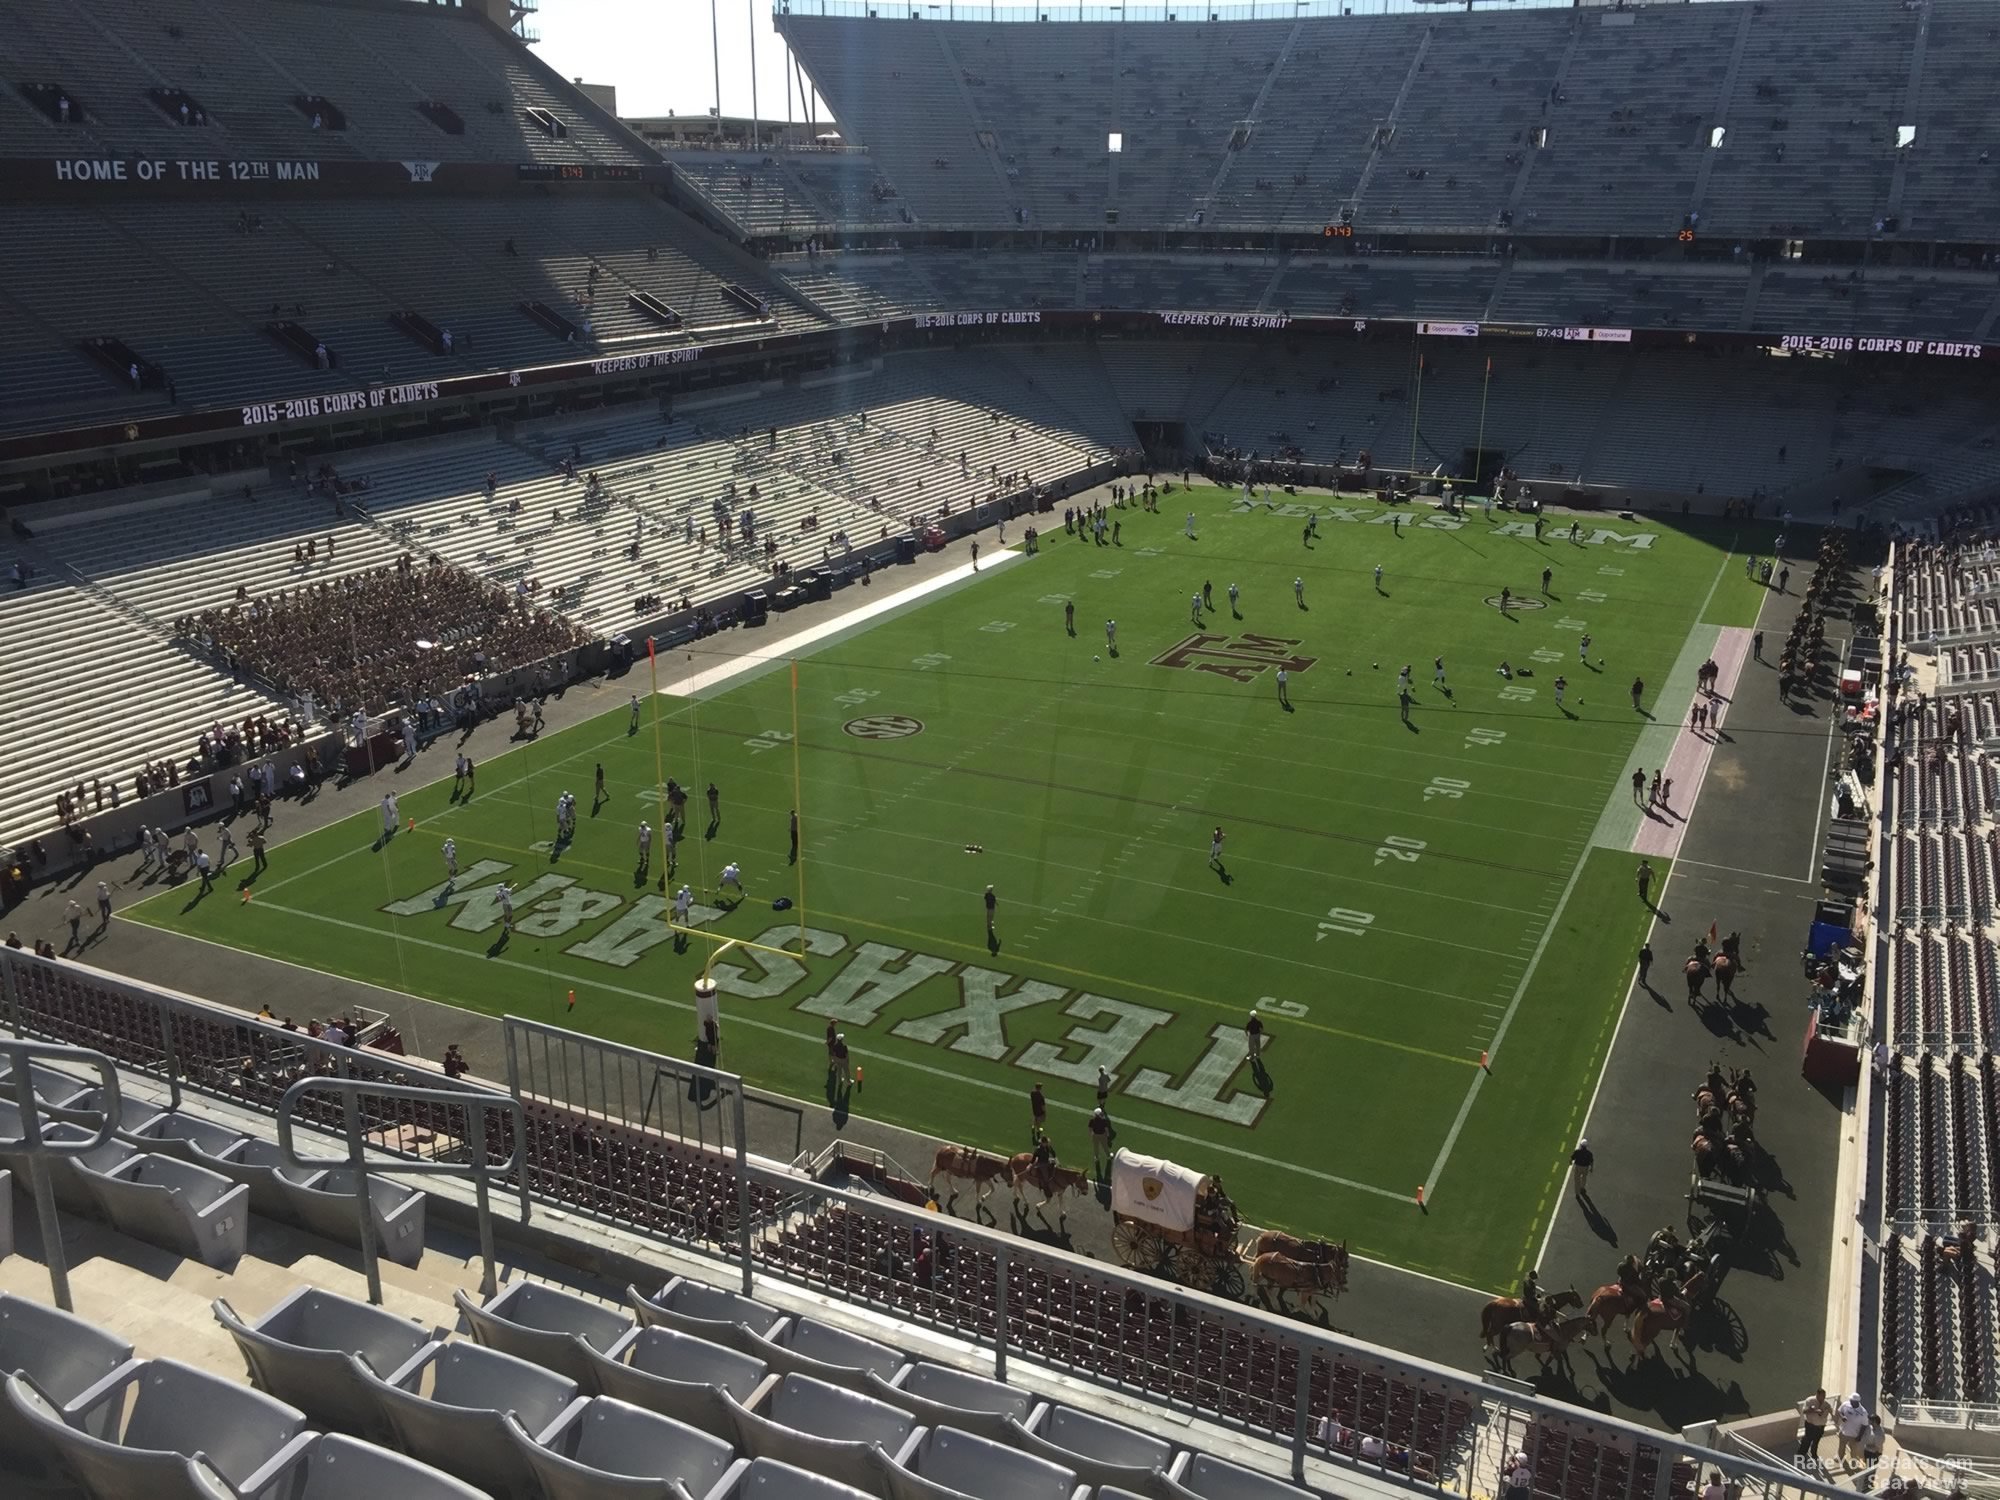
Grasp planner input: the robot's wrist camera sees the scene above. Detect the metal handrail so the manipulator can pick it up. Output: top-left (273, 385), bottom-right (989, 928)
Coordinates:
top-left (1, 1040), bottom-right (122, 1311)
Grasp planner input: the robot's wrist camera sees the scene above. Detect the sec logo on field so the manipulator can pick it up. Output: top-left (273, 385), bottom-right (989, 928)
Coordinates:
top-left (843, 715), bottom-right (925, 740)
top-left (1484, 595), bottom-right (1547, 611)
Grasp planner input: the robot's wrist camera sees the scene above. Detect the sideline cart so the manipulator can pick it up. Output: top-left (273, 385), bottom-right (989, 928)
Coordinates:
top-left (1109, 1148), bottom-right (1243, 1297)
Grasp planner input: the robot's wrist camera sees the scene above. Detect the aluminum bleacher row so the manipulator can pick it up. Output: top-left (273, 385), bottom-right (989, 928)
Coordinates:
top-left (0, 357), bottom-right (1127, 848)
top-left (773, 0), bottom-right (2000, 242)
top-left (0, 0), bottom-right (645, 166)
top-left (1876, 547), bottom-right (2000, 1426)
top-left (0, 948), bottom-right (1856, 1500)
top-left (0, 190), bottom-right (823, 433)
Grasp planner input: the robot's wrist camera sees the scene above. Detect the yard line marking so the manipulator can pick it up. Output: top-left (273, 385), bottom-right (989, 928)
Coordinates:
top-left (1672, 856), bottom-right (1821, 887)
top-left (1420, 544), bottom-right (1738, 1208)
top-left (205, 900), bottom-right (1417, 1205)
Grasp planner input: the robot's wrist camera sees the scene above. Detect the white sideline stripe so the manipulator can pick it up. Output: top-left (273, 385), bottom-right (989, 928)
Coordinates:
top-left (657, 547), bottom-right (1025, 700)
top-left (228, 897), bottom-right (1413, 1206)
top-left (133, 550), bottom-right (1026, 913)
top-left (1420, 539), bottom-right (1739, 1209)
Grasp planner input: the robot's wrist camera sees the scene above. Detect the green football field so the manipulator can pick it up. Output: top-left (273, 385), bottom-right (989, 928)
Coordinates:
top-left (127, 485), bottom-right (1777, 1291)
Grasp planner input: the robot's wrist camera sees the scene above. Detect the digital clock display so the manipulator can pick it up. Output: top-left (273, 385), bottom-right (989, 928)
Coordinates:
top-left (1322, 223), bottom-right (1354, 239)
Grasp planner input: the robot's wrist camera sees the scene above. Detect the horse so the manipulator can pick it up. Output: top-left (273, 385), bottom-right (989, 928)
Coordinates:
top-left (1628, 1273), bottom-right (1705, 1364)
top-left (1247, 1252), bottom-right (1342, 1318)
top-left (1491, 1313), bottom-right (1597, 1375)
top-left (928, 1146), bottom-right (1014, 1205)
top-left (1479, 1286), bottom-right (1580, 1347)
top-left (1711, 951), bottom-right (1738, 1000)
top-left (1009, 1155), bottom-right (1089, 1215)
top-left (1245, 1230), bottom-right (1348, 1274)
top-left (1627, 1296), bottom-right (1693, 1364)
top-left (1585, 1282), bottom-right (1643, 1341)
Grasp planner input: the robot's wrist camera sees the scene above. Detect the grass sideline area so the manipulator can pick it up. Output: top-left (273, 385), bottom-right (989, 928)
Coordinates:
top-left (127, 485), bottom-right (1779, 1292)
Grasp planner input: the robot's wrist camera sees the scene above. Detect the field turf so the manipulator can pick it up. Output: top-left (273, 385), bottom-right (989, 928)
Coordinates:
top-left (127, 485), bottom-right (1775, 1291)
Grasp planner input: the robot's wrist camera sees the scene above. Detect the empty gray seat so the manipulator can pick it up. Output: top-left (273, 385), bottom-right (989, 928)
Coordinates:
top-left (0, 1293), bottom-right (135, 1477)
top-left (1010, 1405), bottom-right (1172, 1494)
top-left (268, 1432), bottom-right (495, 1500)
top-left (362, 1338), bottom-right (578, 1500)
top-left (280, 1168), bottom-right (426, 1267)
top-left (216, 1286), bottom-right (442, 1439)
top-left (749, 1317), bottom-right (906, 1388)
top-left (584, 1325), bottom-right (765, 1436)
top-left (1175, 1452), bottom-right (1314, 1500)
top-left (730, 1371), bottom-right (923, 1493)
top-left (75, 1152), bottom-right (249, 1267)
top-left (0, 1059), bottom-right (92, 1104)
top-left (630, 1278), bottom-right (788, 1339)
top-left (508, 1394), bottom-right (745, 1500)
top-left (192, 1134), bottom-right (327, 1222)
top-left (738, 1456), bottom-right (880, 1500)
top-left (4, 1357), bottom-right (314, 1500)
top-left (866, 1364), bottom-right (1027, 1441)
top-left (0, 1105), bottom-right (133, 1213)
top-left (456, 1280), bottom-right (633, 1386)
top-left (890, 1426), bottom-right (1079, 1500)
top-left (122, 1111), bottom-right (248, 1163)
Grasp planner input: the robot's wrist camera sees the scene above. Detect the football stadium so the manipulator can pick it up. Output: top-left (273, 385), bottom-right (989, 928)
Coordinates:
top-left (0, 0), bottom-right (1991, 1496)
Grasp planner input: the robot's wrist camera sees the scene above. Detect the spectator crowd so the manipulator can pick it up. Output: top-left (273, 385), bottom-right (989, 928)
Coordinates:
top-left (175, 556), bottom-right (589, 718)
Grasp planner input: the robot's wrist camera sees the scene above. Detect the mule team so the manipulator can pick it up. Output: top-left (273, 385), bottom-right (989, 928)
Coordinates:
top-left (926, 1147), bottom-right (1350, 1316)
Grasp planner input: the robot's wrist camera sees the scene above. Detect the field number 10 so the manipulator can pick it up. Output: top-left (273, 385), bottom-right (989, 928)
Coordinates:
top-left (1317, 907), bottom-right (1375, 941)
top-left (1374, 836), bottom-right (1426, 869)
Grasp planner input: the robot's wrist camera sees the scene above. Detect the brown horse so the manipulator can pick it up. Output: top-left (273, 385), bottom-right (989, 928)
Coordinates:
top-left (929, 1146), bottom-right (1013, 1204)
top-left (1245, 1230), bottom-right (1348, 1271)
top-left (1010, 1155), bottom-right (1089, 1213)
top-left (1479, 1286), bottom-right (1581, 1347)
top-left (1247, 1252), bottom-right (1342, 1317)
top-left (1628, 1274), bottom-right (1704, 1364)
top-left (1585, 1282), bottom-right (1643, 1341)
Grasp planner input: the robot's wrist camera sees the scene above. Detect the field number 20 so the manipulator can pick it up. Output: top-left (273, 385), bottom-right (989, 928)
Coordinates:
top-left (745, 730), bottom-right (795, 755)
top-left (1423, 777), bottom-right (1471, 801)
top-left (1374, 836), bottom-right (1426, 869)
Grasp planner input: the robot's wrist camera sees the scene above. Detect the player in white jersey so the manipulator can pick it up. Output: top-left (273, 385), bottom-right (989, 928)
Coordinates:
top-left (1227, 582), bottom-right (1240, 614)
top-left (1374, 563), bottom-right (1384, 590)
top-left (1434, 655), bottom-right (1447, 688)
top-left (442, 837), bottom-right (458, 879)
top-left (629, 693), bottom-right (642, 733)
top-left (1294, 576), bottom-right (1305, 608)
top-left (636, 821), bottom-right (652, 876)
top-left (720, 862), bottom-right (744, 896)
top-left (1105, 619), bottom-right (1117, 650)
top-left (380, 792), bottom-right (398, 837)
top-left (1397, 664), bottom-right (1412, 693)
top-left (1185, 511), bottom-right (1197, 539)
top-left (1578, 632), bottom-right (1593, 665)
top-left (1190, 592), bottom-right (1202, 625)
top-left (496, 882), bottom-right (514, 932)
top-left (673, 885), bottom-right (694, 925)
top-left (1209, 826), bottom-right (1225, 866)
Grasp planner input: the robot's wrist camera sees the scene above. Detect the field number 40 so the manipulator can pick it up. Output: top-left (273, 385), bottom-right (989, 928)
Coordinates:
top-left (1464, 727), bottom-right (1506, 749)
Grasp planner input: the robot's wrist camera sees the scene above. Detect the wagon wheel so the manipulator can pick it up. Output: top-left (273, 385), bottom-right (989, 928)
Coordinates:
top-left (1112, 1219), bottom-right (1170, 1271)
top-left (1172, 1246), bottom-right (1223, 1292)
top-left (1209, 1257), bottom-right (1247, 1300)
